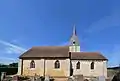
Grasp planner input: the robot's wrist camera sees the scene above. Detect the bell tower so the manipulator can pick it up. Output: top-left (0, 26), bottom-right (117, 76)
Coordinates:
top-left (69, 25), bottom-right (80, 52)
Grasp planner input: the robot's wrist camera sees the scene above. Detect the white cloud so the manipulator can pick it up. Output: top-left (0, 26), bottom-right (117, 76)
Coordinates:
top-left (85, 11), bottom-right (120, 33)
top-left (106, 44), bottom-right (120, 67)
top-left (58, 41), bottom-right (69, 46)
top-left (0, 40), bottom-right (27, 64)
top-left (11, 39), bottom-right (19, 43)
top-left (0, 40), bottom-right (27, 54)
top-left (0, 57), bottom-right (18, 65)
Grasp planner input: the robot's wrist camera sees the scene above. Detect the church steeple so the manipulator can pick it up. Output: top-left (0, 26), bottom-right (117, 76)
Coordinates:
top-left (69, 24), bottom-right (79, 46)
top-left (69, 24), bottom-right (80, 52)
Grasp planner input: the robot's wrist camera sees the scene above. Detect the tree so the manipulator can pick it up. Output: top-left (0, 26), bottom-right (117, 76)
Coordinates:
top-left (9, 63), bottom-right (18, 67)
top-left (0, 64), bottom-right (8, 67)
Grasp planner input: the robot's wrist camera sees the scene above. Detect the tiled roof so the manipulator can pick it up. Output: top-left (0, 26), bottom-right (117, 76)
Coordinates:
top-left (19, 46), bottom-right (107, 60)
top-left (71, 52), bottom-right (107, 60)
top-left (19, 46), bottom-right (69, 59)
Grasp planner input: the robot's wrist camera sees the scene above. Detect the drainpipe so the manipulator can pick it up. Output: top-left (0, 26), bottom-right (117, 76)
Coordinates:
top-left (21, 59), bottom-right (23, 75)
top-left (69, 52), bottom-right (73, 76)
top-left (43, 59), bottom-right (45, 77)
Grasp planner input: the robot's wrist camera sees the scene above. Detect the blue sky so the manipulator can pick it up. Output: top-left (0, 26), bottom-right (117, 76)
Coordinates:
top-left (0, 0), bottom-right (120, 67)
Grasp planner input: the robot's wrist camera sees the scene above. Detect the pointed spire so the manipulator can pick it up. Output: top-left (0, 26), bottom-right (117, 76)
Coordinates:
top-left (73, 24), bottom-right (77, 35)
top-left (69, 24), bottom-right (80, 46)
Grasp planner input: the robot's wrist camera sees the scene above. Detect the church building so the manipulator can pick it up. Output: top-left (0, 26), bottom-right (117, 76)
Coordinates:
top-left (17, 26), bottom-right (108, 80)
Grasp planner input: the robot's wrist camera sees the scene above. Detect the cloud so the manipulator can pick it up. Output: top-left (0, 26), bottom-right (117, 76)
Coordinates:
top-left (0, 40), bottom-right (27, 54)
top-left (11, 39), bottom-right (19, 43)
top-left (85, 11), bottom-right (120, 33)
top-left (106, 44), bottom-right (120, 67)
top-left (0, 57), bottom-right (18, 65)
top-left (58, 41), bottom-right (69, 46)
top-left (0, 40), bottom-right (27, 64)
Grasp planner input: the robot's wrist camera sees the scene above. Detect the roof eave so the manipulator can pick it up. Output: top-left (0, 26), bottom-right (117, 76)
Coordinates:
top-left (71, 58), bottom-right (108, 61)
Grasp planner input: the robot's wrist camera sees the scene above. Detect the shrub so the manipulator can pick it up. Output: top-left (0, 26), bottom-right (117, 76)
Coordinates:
top-left (0, 67), bottom-right (18, 75)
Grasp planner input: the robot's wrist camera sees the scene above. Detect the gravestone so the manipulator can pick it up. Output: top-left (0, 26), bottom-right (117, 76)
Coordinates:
top-left (12, 75), bottom-right (19, 81)
top-left (68, 76), bottom-right (74, 81)
top-left (36, 77), bottom-right (41, 81)
top-left (91, 78), bottom-right (98, 81)
top-left (45, 76), bottom-right (50, 81)
top-left (1, 72), bottom-right (6, 81)
top-left (73, 75), bottom-right (84, 81)
top-left (98, 76), bottom-right (105, 81)
top-left (89, 77), bottom-right (98, 81)
top-left (31, 77), bottom-right (35, 81)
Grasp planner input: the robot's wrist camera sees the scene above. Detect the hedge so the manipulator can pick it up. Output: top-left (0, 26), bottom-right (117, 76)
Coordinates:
top-left (0, 67), bottom-right (18, 76)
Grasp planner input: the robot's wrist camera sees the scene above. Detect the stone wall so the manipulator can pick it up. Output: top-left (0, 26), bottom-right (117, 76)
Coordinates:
top-left (21, 59), bottom-right (70, 77)
top-left (71, 60), bottom-right (107, 78)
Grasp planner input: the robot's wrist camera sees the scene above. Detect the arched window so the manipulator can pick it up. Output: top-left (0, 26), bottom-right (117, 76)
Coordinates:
top-left (91, 62), bottom-right (94, 69)
top-left (30, 60), bottom-right (35, 68)
top-left (76, 61), bottom-right (80, 69)
top-left (54, 60), bottom-right (60, 69)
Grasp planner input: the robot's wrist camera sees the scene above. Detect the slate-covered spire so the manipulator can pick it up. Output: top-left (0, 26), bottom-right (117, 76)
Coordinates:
top-left (69, 24), bottom-right (79, 46)
top-left (73, 24), bottom-right (77, 35)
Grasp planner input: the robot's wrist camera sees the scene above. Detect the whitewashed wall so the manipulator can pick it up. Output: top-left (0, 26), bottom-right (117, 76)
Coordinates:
top-left (69, 46), bottom-right (80, 52)
top-left (71, 60), bottom-right (107, 78)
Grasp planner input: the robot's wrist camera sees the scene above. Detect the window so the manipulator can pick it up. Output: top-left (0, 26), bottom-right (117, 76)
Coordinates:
top-left (30, 60), bottom-right (35, 68)
top-left (54, 60), bottom-right (60, 69)
top-left (91, 62), bottom-right (94, 69)
top-left (76, 61), bottom-right (80, 69)
top-left (73, 41), bottom-right (75, 44)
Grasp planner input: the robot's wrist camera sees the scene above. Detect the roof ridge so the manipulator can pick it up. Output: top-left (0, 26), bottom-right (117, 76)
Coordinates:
top-left (32, 46), bottom-right (69, 48)
top-left (70, 51), bottom-right (101, 53)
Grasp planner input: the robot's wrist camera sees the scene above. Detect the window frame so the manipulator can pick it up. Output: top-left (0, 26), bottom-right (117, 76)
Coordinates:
top-left (30, 60), bottom-right (35, 69)
top-left (76, 61), bottom-right (80, 69)
top-left (91, 61), bottom-right (94, 70)
top-left (54, 60), bottom-right (60, 69)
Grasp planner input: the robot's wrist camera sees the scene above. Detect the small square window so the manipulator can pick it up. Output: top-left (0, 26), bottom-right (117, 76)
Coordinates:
top-left (73, 41), bottom-right (75, 44)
